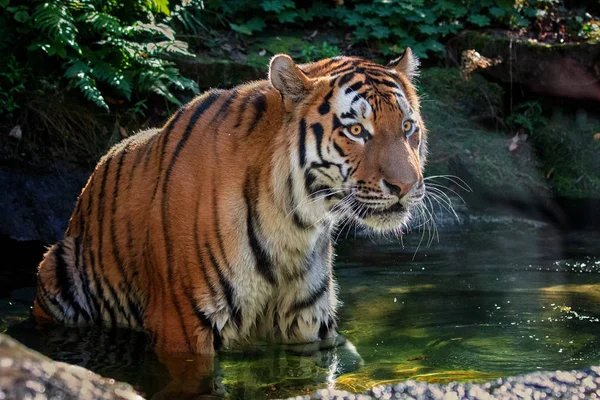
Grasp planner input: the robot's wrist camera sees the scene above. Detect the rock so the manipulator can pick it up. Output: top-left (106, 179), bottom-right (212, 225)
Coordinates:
top-left (0, 162), bottom-right (89, 243)
top-left (0, 333), bottom-right (145, 400)
top-left (446, 30), bottom-right (600, 102)
top-left (300, 367), bottom-right (600, 399)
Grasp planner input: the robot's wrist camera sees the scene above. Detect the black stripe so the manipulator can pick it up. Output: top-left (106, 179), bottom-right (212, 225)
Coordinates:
top-left (151, 110), bottom-right (185, 201)
top-left (214, 90), bottom-right (238, 122)
top-left (318, 316), bottom-right (334, 340)
top-left (92, 160), bottom-right (118, 327)
top-left (109, 145), bottom-right (143, 328)
top-left (234, 94), bottom-right (252, 128)
top-left (332, 114), bottom-right (343, 131)
top-left (110, 148), bottom-right (131, 286)
top-left (193, 204), bottom-right (218, 299)
top-left (311, 123), bottom-right (325, 161)
top-left (244, 171), bottom-right (276, 285)
top-left (345, 81), bottom-right (363, 94)
top-left (337, 72), bottom-right (355, 87)
top-left (247, 93), bottom-right (267, 135)
top-left (333, 141), bottom-right (346, 157)
top-left (129, 145), bottom-right (145, 188)
top-left (36, 280), bottom-right (61, 318)
top-left (318, 89), bottom-right (334, 115)
top-left (213, 188), bottom-right (233, 274)
top-left (142, 135), bottom-right (158, 174)
top-left (304, 170), bottom-right (316, 194)
top-left (35, 283), bottom-right (55, 320)
top-left (290, 277), bottom-right (329, 313)
top-left (206, 244), bottom-right (242, 328)
top-left (78, 197), bottom-right (101, 322)
top-left (298, 119), bottom-right (307, 167)
top-left (327, 60), bottom-right (355, 76)
top-left (97, 155), bottom-right (130, 327)
top-left (370, 76), bottom-right (400, 89)
top-left (53, 242), bottom-right (83, 321)
top-left (183, 288), bottom-right (222, 350)
top-left (287, 174), bottom-right (311, 230)
top-left (161, 91), bottom-right (222, 351)
top-left (210, 186), bottom-right (241, 325)
top-left (341, 109), bottom-right (357, 119)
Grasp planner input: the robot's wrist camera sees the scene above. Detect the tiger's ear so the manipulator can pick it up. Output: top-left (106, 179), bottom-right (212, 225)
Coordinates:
top-left (387, 48), bottom-right (420, 81)
top-left (269, 54), bottom-right (311, 111)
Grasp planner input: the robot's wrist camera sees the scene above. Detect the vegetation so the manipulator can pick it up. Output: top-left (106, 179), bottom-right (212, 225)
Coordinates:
top-left (0, 0), bottom-right (202, 116)
top-left (0, 0), bottom-right (597, 197)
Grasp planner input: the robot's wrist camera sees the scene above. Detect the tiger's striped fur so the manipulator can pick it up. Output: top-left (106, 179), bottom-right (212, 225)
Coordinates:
top-left (33, 50), bottom-right (427, 354)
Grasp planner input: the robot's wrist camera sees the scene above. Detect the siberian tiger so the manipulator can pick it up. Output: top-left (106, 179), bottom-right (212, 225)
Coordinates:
top-left (33, 49), bottom-right (427, 354)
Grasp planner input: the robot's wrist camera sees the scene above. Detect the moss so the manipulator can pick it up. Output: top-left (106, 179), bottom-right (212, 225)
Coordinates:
top-left (419, 68), bottom-right (547, 200)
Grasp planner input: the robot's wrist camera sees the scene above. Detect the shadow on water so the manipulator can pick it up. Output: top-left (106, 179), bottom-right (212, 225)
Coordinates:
top-left (2, 220), bottom-right (600, 398)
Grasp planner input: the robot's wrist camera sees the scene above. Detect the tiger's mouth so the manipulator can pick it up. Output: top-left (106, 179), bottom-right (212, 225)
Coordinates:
top-left (349, 197), bottom-right (418, 231)
top-left (350, 199), bottom-right (406, 219)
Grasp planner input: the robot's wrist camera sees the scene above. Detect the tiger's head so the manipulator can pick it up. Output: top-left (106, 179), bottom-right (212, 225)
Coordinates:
top-left (270, 50), bottom-right (426, 233)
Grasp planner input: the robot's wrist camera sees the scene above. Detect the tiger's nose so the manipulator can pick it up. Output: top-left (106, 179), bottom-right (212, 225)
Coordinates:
top-left (382, 179), bottom-right (417, 198)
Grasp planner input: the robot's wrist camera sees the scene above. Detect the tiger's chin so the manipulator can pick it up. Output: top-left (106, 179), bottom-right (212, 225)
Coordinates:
top-left (354, 202), bottom-right (414, 233)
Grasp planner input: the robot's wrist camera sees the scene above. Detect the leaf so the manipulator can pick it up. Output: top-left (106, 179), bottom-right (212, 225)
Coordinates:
top-left (261, 0), bottom-right (294, 13)
top-left (13, 10), bottom-right (29, 23)
top-left (344, 13), bottom-right (362, 26)
top-left (0, 0), bottom-right (10, 8)
top-left (230, 18), bottom-right (265, 35)
top-left (418, 25), bottom-right (438, 35)
top-left (371, 25), bottom-right (390, 39)
top-left (468, 14), bottom-right (491, 27)
top-left (277, 10), bottom-right (297, 23)
top-left (489, 7), bottom-right (507, 18)
top-left (146, 0), bottom-right (170, 16)
top-left (132, 22), bottom-right (175, 41)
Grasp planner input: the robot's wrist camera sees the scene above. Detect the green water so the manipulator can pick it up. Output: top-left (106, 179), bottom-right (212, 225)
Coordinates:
top-left (2, 222), bottom-right (600, 399)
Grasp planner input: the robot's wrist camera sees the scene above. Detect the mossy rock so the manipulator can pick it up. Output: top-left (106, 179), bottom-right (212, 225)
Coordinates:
top-left (446, 30), bottom-right (600, 101)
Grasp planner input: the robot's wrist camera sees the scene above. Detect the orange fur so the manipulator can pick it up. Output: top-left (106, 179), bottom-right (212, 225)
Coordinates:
top-left (34, 52), bottom-right (427, 354)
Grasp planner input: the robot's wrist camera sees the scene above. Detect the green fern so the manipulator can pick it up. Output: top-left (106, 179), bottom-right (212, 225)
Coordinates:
top-left (32, 1), bottom-right (78, 50)
top-left (64, 60), bottom-right (109, 110)
top-left (79, 11), bottom-right (123, 34)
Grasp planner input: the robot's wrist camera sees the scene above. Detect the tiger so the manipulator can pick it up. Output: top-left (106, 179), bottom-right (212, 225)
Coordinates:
top-left (32, 49), bottom-right (427, 355)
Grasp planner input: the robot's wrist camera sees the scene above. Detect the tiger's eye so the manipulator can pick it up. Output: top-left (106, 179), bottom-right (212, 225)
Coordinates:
top-left (349, 124), bottom-right (363, 136)
top-left (403, 120), bottom-right (413, 132)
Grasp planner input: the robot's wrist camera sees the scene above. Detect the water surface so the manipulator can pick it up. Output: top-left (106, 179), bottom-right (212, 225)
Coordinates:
top-left (2, 222), bottom-right (600, 398)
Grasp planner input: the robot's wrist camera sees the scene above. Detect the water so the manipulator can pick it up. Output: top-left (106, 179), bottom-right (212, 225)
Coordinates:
top-left (2, 222), bottom-right (600, 399)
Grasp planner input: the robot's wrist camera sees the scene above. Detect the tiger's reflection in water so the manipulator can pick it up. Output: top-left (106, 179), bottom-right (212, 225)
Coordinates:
top-left (6, 320), bottom-right (363, 399)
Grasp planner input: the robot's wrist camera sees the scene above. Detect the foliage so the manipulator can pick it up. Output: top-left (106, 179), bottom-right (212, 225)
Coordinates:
top-left (200, 0), bottom-right (599, 59)
top-left (299, 41), bottom-right (340, 62)
top-left (0, 56), bottom-right (31, 117)
top-left (505, 101), bottom-right (548, 136)
top-left (0, 0), bottom-right (200, 114)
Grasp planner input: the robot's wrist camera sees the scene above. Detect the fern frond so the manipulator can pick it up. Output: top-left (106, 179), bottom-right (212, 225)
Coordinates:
top-left (33, 2), bottom-right (79, 49)
top-left (89, 61), bottom-right (133, 100)
top-left (146, 40), bottom-right (195, 58)
top-left (78, 11), bottom-right (122, 35)
top-left (64, 60), bottom-right (108, 110)
top-left (131, 22), bottom-right (175, 40)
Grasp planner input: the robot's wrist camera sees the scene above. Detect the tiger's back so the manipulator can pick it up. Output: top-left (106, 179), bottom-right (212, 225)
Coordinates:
top-left (34, 128), bottom-right (161, 329)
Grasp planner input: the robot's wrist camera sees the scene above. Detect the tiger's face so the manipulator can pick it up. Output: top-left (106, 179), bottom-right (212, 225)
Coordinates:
top-left (270, 50), bottom-right (426, 233)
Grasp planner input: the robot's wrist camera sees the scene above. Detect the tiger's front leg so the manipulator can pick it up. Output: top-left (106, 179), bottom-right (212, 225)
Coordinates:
top-left (269, 266), bottom-right (340, 350)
